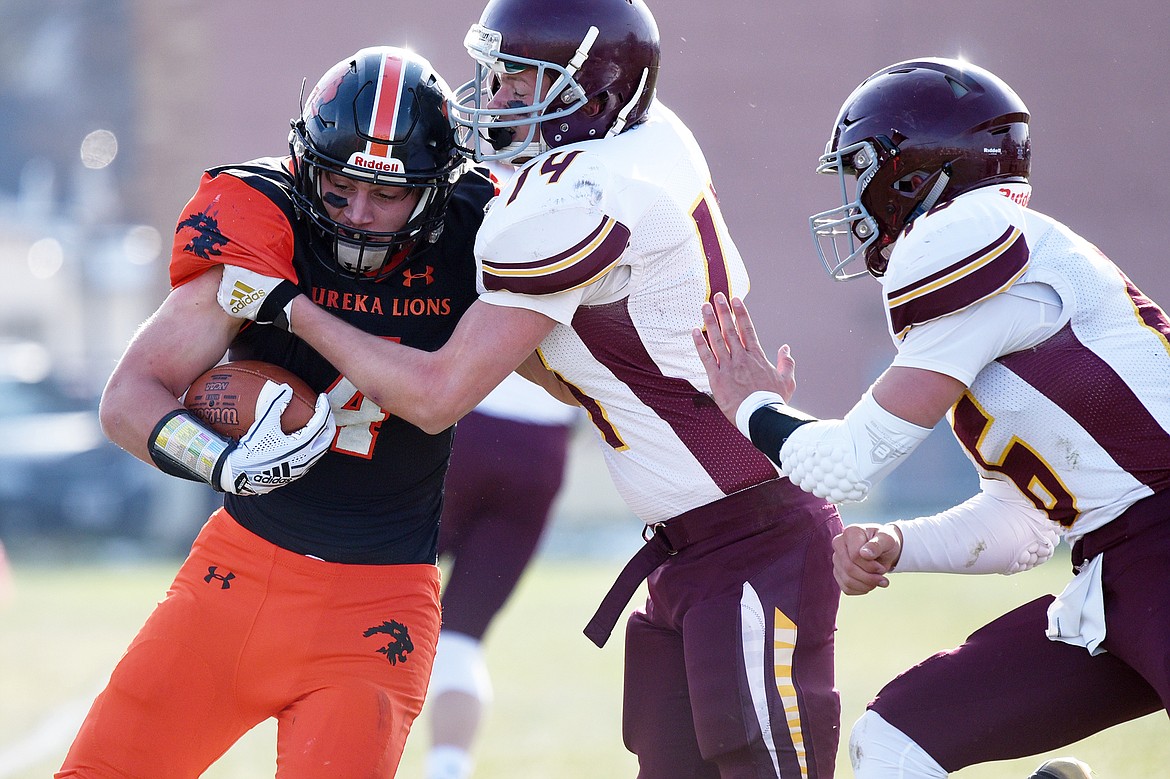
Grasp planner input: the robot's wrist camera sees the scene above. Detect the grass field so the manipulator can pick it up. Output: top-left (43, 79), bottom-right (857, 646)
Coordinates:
top-left (1, 546), bottom-right (1165, 778)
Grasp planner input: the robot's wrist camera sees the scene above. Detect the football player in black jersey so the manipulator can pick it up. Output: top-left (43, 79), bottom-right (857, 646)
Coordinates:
top-left (58, 46), bottom-right (493, 778)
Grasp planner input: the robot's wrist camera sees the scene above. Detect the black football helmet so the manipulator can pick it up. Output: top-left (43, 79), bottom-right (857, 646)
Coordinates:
top-left (448, 0), bottom-right (660, 163)
top-left (810, 57), bottom-right (1031, 280)
top-left (289, 46), bottom-right (463, 280)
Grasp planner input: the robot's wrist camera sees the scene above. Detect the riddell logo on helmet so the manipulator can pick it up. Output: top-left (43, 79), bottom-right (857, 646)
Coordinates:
top-left (349, 153), bottom-right (405, 174)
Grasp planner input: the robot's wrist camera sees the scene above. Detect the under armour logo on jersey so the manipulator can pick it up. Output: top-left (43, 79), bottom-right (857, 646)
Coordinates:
top-left (401, 266), bottom-right (434, 287)
top-left (176, 210), bottom-right (229, 259)
top-left (204, 566), bottom-right (235, 589)
top-left (363, 620), bottom-right (414, 665)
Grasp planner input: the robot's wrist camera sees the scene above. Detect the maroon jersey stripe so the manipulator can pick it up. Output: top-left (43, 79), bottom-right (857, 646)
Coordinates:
top-left (998, 323), bottom-right (1170, 490)
top-left (570, 299), bottom-right (778, 493)
top-left (481, 217), bottom-right (630, 294)
top-left (692, 197), bottom-right (729, 300)
top-left (1125, 274), bottom-right (1170, 339)
top-left (888, 226), bottom-right (1028, 336)
top-left (551, 368), bottom-right (626, 449)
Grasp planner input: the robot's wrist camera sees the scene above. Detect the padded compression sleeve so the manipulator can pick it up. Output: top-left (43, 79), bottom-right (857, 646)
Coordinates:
top-left (892, 479), bottom-right (1059, 574)
top-left (777, 391), bottom-right (932, 504)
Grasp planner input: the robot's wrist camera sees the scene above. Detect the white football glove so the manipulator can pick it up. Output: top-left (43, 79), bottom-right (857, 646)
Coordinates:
top-left (217, 265), bottom-right (302, 329)
top-left (216, 380), bottom-right (336, 495)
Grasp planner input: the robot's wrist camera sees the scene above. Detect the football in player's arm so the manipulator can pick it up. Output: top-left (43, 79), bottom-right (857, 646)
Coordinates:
top-left (58, 46), bottom-right (493, 778)
top-left (214, 1), bottom-right (848, 776)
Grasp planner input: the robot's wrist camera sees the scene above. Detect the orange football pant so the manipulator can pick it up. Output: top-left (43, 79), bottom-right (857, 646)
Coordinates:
top-left (56, 508), bottom-right (441, 778)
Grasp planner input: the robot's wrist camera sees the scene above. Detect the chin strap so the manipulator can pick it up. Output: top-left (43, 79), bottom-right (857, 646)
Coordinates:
top-left (906, 165), bottom-right (952, 225)
top-left (606, 67), bottom-right (651, 139)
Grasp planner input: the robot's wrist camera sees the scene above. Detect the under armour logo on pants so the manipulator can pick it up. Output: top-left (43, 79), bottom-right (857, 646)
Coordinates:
top-left (204, 566), bottom-right (236, 589)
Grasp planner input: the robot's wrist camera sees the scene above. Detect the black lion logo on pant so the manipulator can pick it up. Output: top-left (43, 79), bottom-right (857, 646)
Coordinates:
top-left (363, 620), bottom-right (414, 665)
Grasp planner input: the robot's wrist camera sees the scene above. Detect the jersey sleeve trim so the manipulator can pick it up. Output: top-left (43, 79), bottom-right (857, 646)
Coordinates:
top-left (170, 166), bottom-right (298, 289)
top-left (480, 215), bottom-right (631, 295)
top-left (887, 225), bottom-right (1029, 339)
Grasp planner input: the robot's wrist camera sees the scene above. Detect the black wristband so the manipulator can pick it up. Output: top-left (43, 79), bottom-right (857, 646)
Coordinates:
top-left (256, 280), bottom-right (300, 330)
top-left (747, 405), bottom-right (815, 468)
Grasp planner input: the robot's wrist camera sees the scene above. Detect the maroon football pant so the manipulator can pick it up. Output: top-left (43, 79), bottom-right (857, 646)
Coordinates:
top-left (621, 485), bottom-right (843, 778)
top-left (871, 489), bottom-right (1170, 771)
top-left (438, 410), bottom-right (572, 639)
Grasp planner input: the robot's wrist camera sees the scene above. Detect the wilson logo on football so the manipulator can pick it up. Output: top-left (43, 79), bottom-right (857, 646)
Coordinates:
top-left (228, 281), bottom-right (266, 314)
top-left (192, 407), bottom-right (240, 429)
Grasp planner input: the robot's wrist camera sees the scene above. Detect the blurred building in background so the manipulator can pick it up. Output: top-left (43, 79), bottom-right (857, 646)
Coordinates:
top-left (2, 0), bottom-right (1169, 552)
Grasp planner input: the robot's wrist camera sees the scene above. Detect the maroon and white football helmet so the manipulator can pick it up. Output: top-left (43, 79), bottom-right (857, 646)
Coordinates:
top-left (810, 58), bottom-right (1031, 280)
top-left (449, 0), bottom-right (660, 163)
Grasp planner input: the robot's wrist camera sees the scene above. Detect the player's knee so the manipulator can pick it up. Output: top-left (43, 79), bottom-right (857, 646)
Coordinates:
top-left (850, 710), bottom-right (947, 779)
top-left (429, 631), bottom-right (493, 703)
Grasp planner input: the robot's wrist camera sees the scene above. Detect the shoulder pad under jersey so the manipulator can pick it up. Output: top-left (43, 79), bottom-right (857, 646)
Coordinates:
top-left (474, 147), bottom-right (633, 296)
top-left (171, 161), bottom-right (297, 288)
top-left (882, 187), bottom-right (1030, 339)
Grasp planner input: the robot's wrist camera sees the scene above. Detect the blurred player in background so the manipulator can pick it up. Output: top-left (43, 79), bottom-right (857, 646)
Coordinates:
top-left (425, 372), bottom-right (578, 779)
top-left (696, 58), bottom-right (1169, 779)
top-left (216, 1), bottom-right (846, 776)
top-left (0, 540), bottom-right (11, 606)
top-left (58, 46), bottom-right (494, 777)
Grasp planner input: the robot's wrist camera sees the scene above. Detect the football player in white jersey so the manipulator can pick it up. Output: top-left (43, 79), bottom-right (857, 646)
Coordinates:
top-left (695, 58), bottom-right (1170, 779)
top-left (214, 0), bottom-right (846, 776)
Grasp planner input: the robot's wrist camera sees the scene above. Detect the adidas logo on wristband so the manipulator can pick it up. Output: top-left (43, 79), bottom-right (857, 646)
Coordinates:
top-left (227, 280), bottom-right (266, 315)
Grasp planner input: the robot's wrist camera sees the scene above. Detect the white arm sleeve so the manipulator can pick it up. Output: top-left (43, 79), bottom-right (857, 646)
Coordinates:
top-left (892, 477), bottom-right (1060, 574)
top-left (777, 390), bottom-right (932, 504)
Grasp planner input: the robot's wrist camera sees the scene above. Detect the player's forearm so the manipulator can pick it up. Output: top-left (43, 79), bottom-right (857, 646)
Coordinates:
top-left (289, 296), bottom-right (556, 434)
top-left (892, 488), bottom-right (1059, 575)
top-left (103, 270), bottom-right (240, 464)
top-left (516, 352), bottom-right (580, 406)
top-left (100, 373), bottom-right (188, 464)
top-left (737, 389), bottom-right (932, 504)
top-left (289, 296), bottom-right (466, 432)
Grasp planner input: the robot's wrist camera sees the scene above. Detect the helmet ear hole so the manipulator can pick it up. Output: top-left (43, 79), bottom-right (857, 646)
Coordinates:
top-left (581, 95), bottom-right (605, 118)
top-left (894, 171), bottom-right (929, 193)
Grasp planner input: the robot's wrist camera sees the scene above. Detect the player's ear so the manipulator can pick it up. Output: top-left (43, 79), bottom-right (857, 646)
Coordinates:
top-left (581, 95), bottom-right (606, 118)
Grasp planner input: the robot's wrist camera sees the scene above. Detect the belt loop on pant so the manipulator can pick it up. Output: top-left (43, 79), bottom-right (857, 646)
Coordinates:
top-left (643, 522), bottom-right (679, 555)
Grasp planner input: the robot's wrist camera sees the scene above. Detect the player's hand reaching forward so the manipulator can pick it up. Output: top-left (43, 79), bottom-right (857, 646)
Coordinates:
top-left (692, 293), bottom-right (795, 424)
top-left (831, 523), bottom-right (904, 595)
